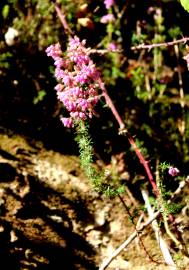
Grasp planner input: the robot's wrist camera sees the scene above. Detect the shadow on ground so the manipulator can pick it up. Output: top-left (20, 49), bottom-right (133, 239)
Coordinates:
top-left (0, 162), bottom-right (97, 270)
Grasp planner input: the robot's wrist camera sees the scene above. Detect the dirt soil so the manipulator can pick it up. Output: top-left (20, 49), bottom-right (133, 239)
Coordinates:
top-left (0, 131), bottom-right (189, 270)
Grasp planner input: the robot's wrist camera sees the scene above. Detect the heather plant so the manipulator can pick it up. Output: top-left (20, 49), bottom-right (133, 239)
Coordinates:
top-left (45, 2), bottom-right (189, 268)
top-left (1, 0), bottom-right (189, 268)
top-left (46, 34), bottom-right (126, 196)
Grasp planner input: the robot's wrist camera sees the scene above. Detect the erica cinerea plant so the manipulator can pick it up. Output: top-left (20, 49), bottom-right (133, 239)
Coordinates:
top-left (46, 35), bottom-right (128, 195)
top-left (45, 1), bottom-right (187, 200)
top-left (46, 34), bottom-right (159, 197)
top-left (44, 1), bottom-right (189, 267)
top-left (45, 1), bottom-right (160, 197)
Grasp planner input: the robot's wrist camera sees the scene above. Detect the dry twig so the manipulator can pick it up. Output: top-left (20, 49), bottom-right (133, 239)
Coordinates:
top-left (141, 189), bottom-right (177, 270)
top-left (98, 211), bottom-right (160, 270)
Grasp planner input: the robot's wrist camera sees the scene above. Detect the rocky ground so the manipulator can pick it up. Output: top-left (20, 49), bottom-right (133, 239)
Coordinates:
top-left (0, 131), bottom-right (188, 270)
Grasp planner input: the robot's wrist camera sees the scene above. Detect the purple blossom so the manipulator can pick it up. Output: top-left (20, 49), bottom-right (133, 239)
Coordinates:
top-left (60, 117), bottom-right (73, 128)
top-left (46, 43), bottom-right (62, 59)
top-left (104, 0), bottom-right (115, 9)
top-left (55, 68), bottom-right (65, 80)
top-left (147, 7), bottom-right (155, 14)
top-left (100, 14), bottom-right (115, 24)
top-left (168, 167), bottom-right (179, 177)
top-left (108, 42), bottom-right (118, 51)
top-left (54, 84), bottom-right (63, 92)
top-left (54, 57), bottom-right (65, 68)
top-left (46, 36), bottom-right (100, 128)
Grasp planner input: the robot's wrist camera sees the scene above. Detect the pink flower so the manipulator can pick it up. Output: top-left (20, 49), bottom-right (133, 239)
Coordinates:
top-left (46, 36), bottom-right (100, 128)
top-left (100, 14), bottom-right (115, 24)
top-left (108, 42), bottom-right (118, 51)
top-left (104, 0), bottom-right (115, 9)
top-left (46, 43), bottom-right (62, 59)
top-left (147, 7), bottom-right (155, 14)
top-left (60, 117), bottom-right (73, 128)
top-left (54, 84), bottom-right (63, 91)
top-left (168, 167), bottom-right (179, 177)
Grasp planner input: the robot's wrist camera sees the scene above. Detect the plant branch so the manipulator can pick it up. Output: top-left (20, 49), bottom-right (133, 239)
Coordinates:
top-left (131, 37), bottom-right (189, 51)
top-left (89, 48), bottom-right (123, 55)
top-left (98, 78), bottom-right (159, 196)
top-left (98, 78), bottom-right (125, 129)
top-left (174, 41), bottom-right (185, 108)
top-left (169, 176), bottom-right (189, 202)
top-left (89, 37), bottom-right (189, 55)
top-left (54, 3), bottom-right (74, 36)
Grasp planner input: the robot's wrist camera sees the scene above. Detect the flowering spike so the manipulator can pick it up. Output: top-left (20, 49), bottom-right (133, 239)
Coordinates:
top-left (46, 36), bottom-right (100, 127)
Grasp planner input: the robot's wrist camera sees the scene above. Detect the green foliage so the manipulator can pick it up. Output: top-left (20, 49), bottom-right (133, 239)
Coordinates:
top-left (131, 33), bottom-right (148, 46)
top-left (101, 185), bottom-right (124, 197)
top-left (75, 121), bottom-right (101, 188)
top-left (157, 178), bottom-right (171, 216)
top-left (33, 90), bottom-right (46, 104)
top-left (168, 26), bottom-right (181, 39)
top-left (0, 52), bottom-right (13, 69)
top-left (158, 162), bottom-right (170, 174)
top-left (157, 162), bottom-right (183, 217)
top-left (2, 5), bottom-right (10, 19)
top-left (130, 66), bottom-right (147, 100)
top-left (126, 4), bottom-right (189, 175)
top-left (75, 121), bottom-right (125, 197)
top-left (102, 52), bottom-right (125, 86)
top-left (12, 0), bottom-right (59, 50)
top-left (180, 0), bottom-right (189, 12)
top-left (2, 0), bottom-right (71, 50)
top-left (131, 138), bottom-right (148, 158)
top-left (167, 202), bottom-right (183, 214)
